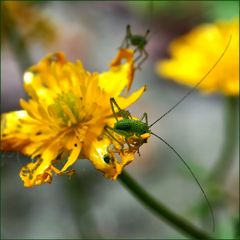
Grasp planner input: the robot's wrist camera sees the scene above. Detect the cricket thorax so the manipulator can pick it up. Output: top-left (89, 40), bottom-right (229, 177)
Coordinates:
top-left (114, 119), bottom-right (149, 135)
top-left (131, 36), bottom-right (147, 49)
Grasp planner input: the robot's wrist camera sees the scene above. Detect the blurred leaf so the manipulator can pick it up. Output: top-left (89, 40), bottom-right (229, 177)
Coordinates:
top-left (126, 0), bottom-right (170, 14)
top-left (190, 198), bottom-right (211, 219)
top-left (234, 217), bottom-right (240, 239)
top-left (209, 1), bottom-right (239, 20)
top-left (214, 213), bottom-right (235, 239)
top-left (125, 1), bottom-right (208, 20)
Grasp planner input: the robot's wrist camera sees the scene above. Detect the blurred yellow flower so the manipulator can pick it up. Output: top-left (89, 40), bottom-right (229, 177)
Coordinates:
top-left (2, 1), bottom-right (56, 45)
top-left (1, 50), bottom-right (146, 187)
top-left (157, 19), bottom-right (239, 96)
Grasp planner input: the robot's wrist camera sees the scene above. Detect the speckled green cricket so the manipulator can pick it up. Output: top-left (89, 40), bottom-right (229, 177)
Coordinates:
top-left (104, 35), bottom-right (231, 232)
top-left (120, 24), bottom-right (150, 70)
top-left (104, 98), bottom-right (150, 154)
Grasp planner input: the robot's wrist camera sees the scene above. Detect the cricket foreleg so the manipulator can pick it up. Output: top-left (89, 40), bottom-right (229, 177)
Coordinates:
top-left (104, 125), bottom-right (124, 149)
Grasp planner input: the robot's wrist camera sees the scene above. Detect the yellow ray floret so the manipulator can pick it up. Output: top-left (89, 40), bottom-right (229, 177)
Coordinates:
top-left (1, 50), bottom-right (145, 187)
top-left (2, 1), bottom-right (56, 45)
top-left (157, 18), bottom-right (239, 96)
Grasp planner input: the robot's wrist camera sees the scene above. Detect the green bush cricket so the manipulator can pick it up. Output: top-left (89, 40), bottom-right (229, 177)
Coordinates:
top-left (105, 33), bottom-right (231, 232)
top-left (120, 24), bottom-right (150, 70)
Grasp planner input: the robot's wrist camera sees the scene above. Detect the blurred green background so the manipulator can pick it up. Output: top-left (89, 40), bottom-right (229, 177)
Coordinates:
top-left (1, 1), bottom-right (239, 239)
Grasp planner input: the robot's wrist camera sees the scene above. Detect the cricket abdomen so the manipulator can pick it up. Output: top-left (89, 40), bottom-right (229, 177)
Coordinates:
top-left (114, 119), bottom-right (149, 135)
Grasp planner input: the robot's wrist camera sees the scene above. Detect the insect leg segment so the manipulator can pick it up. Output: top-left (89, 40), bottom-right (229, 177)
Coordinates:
top-left (120, 24), bottom-right (132, 49)
top-left (133, 49), bottom-right (143, 63)
top-left (124, 136), bottom-right (133, 151)
top-left (126, 25), bottom-right (131, 34)
top-left (110, 97), bottom-right (122, 114)
top-left (110, 98), bottom-right (132, 119)
top-left (144, 29), bottom-right (150, 39)
top-left (110, 97), bottom-right (119, 121)
top-left (126, 135), bottom-right (143, 156)
top-left (104, 125), bottom-right (124, 148)
top-left (136, 49), bottom-right (149, 70)
top-left (126, 24), bottom-right (132, 42)
top-left (125, 24), bottom-right (133, 48)
top-left (119, 35), bottom-right (128, 49)
top-left (140, 112), bottom-right (148, 125)
top-left (104, 125), bottom-right (135, 152)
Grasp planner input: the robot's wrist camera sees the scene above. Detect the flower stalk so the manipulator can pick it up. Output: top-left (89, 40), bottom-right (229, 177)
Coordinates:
top-left (119, 170), bottom-right (211, 239)
top-left (64, 175), bottom-right (102, 239)
top-left (209, 96), bottom-right (238, 184)
top-left (198, 97), bottom-right (239, 234)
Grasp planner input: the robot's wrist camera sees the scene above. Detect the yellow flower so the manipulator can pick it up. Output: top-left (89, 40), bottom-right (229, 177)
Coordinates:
top-left (2, 1), bottom-right (56, 45)
top-left (157, 19), bottom-right (239, 96)
top-left (1, 50), bottom-right (146, 187)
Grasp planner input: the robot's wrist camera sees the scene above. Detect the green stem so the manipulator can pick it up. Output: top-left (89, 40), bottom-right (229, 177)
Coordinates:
top-left (119, 170), bottom-right (211, 239)
top-left (209, 96), bottom-right (238, 184)
top-left (65, 175), bottom-right (102, 239)
top-left (201, 97), bottom-right (239, 233)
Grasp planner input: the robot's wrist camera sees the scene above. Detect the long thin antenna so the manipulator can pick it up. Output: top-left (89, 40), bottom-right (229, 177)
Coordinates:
top-left (149, 35), bottom-right (232, 128)
top-left (151, 132), bottom-right (215, 232)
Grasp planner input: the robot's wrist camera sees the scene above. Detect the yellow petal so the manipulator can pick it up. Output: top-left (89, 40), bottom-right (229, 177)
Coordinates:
top-left (84, 137), bottom-right (135, 180)
top-left (115, 85), bottom-right (147, 110)
top-left (61, 142), bottom-right (82, 172)
top-left (110, 48), bottom-right (135, 92)
top-left (1, 110), bottom-right (32, 152)
top-left (19, 159), bottom-right (53, 187)
top-left (157, 19), bottom-right (239, 96)
top-left (99, 48), bottom-right (134, 95)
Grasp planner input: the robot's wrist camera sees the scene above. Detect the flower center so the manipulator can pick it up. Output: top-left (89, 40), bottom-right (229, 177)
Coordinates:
top-left (52, 93), bottom-right (83, 126)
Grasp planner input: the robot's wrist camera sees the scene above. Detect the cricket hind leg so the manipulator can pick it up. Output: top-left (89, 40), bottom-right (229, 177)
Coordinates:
top-left (135, 49), bottom-right (149, 70)
top-left (119, 35), bottom-right (129, 49)
top-left (110, 98), bottom-right (120, 121)
top-left (110, 98), bottom-right (132, 119)
top-left (133, 49), bottom-right (143, 68)
top-left (104, 125), bottom-right (124, 149)
top-left (119, 25), bottom-right (131, 49)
